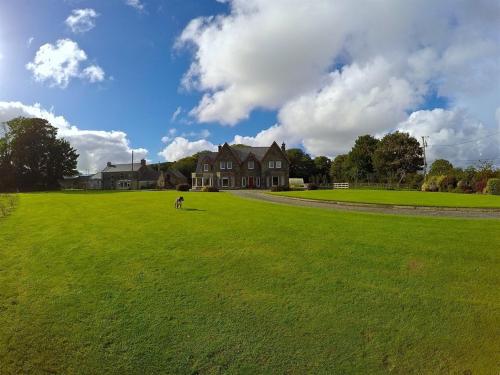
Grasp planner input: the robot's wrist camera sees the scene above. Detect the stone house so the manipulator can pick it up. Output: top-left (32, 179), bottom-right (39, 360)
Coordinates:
top-left (100, 159), bottom-right (186, 190)
top-left (192, 142), bottom-right (290, 189)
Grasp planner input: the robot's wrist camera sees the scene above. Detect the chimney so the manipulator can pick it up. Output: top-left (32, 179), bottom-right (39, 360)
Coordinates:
top-left (281, 142), bottom-right (286, 152)
top-left (218, 145), bottom-right (222, 152)
top-left (140, 159), bottom-right (146, 166)
top-left (107, 161), bottom-right (112, 167)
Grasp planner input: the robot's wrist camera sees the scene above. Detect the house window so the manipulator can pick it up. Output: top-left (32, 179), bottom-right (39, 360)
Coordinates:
top-left (248, 160), bottom-right (255, 169)
top-left (242, 177), bottom-right (247, 187)
top-left (276, 160), bottom-right (282, 169)
top-left (204, 163), bottom-right (209, 172)
top-left (272, 176), bottom-right (279, 186)
top-left (227, 161), bottom-right (233, 169)
top-left (256, 177), bottom-right (261, 187)
top-left (268, 161), bottom-right (275, 168)
top-left (221, 177), bottom-right (229, 187)
top-left (220, 161), bottom-right (226, 170)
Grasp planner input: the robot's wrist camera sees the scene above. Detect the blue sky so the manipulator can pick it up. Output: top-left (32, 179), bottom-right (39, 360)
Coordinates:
top-left (0, 0), bottom-right (255, 165)
top-left (0, 0), bottom-right (498, 171)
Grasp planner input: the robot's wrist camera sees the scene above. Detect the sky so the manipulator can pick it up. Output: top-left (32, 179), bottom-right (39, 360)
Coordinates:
top-left (0, 0), bottom-right (499, 173)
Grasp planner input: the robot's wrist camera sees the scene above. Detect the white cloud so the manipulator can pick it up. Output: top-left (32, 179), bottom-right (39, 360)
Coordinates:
top-left (65, 8), bottom-right (99, 33)
top-left (158, 137), bottom-right (217, 161)
top-left (171, 106), bottom-right (182, 122)
top-left (82, 65), bottom-right (105, 83)
top-left (125, 0), bottom-right (144, 11)
top-left (26, 39), bottom-right (105, 88)
top-left (27, 37), bottom-right (35, 47)
top-left (0, 102), bottom-right (146, 173)
top-left (398, 108), bottom-right (500, 167)
top-left (180, 0), bottom-right (500, 164)
top-left (233, 58), bottom-right (421, 155)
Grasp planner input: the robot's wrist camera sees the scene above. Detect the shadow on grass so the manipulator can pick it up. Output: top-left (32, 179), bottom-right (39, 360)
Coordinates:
top-left (181, 208), bottom-right (206, 212)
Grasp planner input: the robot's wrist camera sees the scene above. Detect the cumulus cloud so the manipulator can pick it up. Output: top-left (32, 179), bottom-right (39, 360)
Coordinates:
top-left (398, 109), bottom-right (500, 166)
top-left (0, 102), bottom-right (146, 173)
top-left (65, 8), bottom-right (99, 33)
top-left (158, 137), bottom-right (217, 161)
top-left (125, 0), bottom-right (144, 11)
top-left (180, 0), bottom-right (500, 165)
top-left (26, 39), bottom-right (105, 88)
top-left (82, 65), bottom-right (105, 83)
top-left (233, 58), bottom-right (421, 155)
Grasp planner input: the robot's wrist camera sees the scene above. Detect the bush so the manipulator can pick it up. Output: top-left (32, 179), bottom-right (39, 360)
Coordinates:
top-left (439, 175), bottom-right (457, 192)
top-left (474, 180), bottom-right (487, 194)
top-left (202, 186), bottom-right (219, 192)
top-left (484, 178), bottom-right (500, 195)
top-left (306, 183), bottom-right (319, 190)
top-left (421, 175), bottom-right (444, 192)
top-left (176, 183), bottom-right (190, 191)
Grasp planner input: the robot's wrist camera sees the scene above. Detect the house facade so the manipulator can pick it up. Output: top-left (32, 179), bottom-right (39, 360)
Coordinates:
top-left (101, 159), bottom-right (187, 190)
top-left (192, 142), bottom-right (290, 190)
top-left (60, 159), bottom-right (187, 190)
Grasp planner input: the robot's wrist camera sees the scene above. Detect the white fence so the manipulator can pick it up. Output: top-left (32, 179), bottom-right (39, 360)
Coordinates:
top-left (333, 182), bottom-right (349, 189)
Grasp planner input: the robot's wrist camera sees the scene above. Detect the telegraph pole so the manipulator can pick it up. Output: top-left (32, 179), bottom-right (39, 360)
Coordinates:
top-left (421, 136), bottom-right (428, 178)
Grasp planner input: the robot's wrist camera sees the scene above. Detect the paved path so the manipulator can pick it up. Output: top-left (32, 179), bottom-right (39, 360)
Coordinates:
top-left (230, 190), bottom-right (500, 219)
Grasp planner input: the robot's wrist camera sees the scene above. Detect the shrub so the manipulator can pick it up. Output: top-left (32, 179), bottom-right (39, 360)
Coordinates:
top-left (439, 175), bottom-right (457, 192)
top-left (306, 183), bottom-right (319, 190)
top-left (421, 175), bottom-right (444, 192)
top-left (484, 178), bottom-right (500, 195)
top-left (474, 180), bottom-right (487, 194)
top-left (202, 186), bottom-right (219, 192)
top-left (176, 183), bottom-right (190, 191)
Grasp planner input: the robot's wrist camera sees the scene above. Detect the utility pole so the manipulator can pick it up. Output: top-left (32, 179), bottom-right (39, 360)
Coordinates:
top-left (421, 136), bottom-right (428, 178)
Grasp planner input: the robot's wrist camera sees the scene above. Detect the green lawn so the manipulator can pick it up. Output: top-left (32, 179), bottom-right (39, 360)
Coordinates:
top-left (273, 189), bottom-right (500, 208)
top-left (0, 191), bottom-right (499, 374)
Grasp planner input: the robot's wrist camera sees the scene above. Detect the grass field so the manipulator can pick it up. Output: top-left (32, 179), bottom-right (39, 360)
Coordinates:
top-left (0, 191), bottom-right (499, 374)
top-left (273, 189), bottom-right (500, 208)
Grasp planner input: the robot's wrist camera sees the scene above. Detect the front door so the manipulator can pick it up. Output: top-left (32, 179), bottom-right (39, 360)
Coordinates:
top-left (248, 176), bottom-right (254, 188)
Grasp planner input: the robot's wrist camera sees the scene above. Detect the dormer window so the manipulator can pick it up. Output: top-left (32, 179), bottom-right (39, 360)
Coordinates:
top-left (227, 161), bottom-right (233, 169)
top-left (276, 160), bottom-right (282, 169)
top-left (220, 161), bottom-right (226, 170)
top-left (268, 161), bottom-right (275, 168)
top-left (203, 163), bottom-right (209, 172)
top-left (248, 160), bottom-right (255, 169)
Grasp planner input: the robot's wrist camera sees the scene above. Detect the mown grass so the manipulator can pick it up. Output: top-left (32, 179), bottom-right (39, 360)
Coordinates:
top-left (0, 191), bottom-right (499, 374)
top-left (273, 189), bottom-right (500, 208)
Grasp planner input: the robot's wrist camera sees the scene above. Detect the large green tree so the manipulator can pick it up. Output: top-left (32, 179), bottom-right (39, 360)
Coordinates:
top-left (314, 156), bottom-right (331, 181)
top-left (0, 117), bottom-right (78, 191)
top-left (346, 135), bottom-right (379, 182)
top-left (428, 159), bottom-right (453, 176)
top-left (286, 148), bottom-right (315, 181)
top-left (373, 131), bottom-right (424, 184)
top-left (329, 154), bottom-right (348, 182)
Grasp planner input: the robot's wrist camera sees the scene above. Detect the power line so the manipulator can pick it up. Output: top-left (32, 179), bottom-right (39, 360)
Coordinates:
top-left (427, 131), bottom-right (500, 148)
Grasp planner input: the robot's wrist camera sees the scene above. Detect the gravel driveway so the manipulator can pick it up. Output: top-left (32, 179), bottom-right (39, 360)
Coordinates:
top-left (230, 190), bottom-right (500, 219)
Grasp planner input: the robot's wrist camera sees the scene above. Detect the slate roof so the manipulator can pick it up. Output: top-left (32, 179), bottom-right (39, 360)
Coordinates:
top-left (102, 163), bottom-right (143, 173)
top-left (231, 145), bottom-right (269, 162)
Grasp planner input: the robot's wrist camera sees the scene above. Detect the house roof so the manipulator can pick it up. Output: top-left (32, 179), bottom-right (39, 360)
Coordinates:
top-left (231, 145), bottom-right (269, 162)
top-left (90, 172), bottom-right (102, 180)
top-left (102, 163), bottom-right (143, 173)
top-left (167, 167), bottom-right (186, 179)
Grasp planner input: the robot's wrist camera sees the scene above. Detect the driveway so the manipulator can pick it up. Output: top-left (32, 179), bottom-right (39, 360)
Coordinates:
top-left (230, 190), bottom-right (500, 219)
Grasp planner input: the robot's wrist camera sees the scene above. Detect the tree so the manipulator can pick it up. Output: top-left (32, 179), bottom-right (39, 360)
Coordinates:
top-left (172, 154), bottom-right (199, 183)
top-left (314, 156), bottom-right (331, 183)
top-left (373, 131), bottom-right (424, 184)
top-left (0, 117), bottom-right (78, 191)
top-left (346, 135), bottom-right (379, 182)
top-left (286, 148), bottom-right (315, 181)
top-left (429, 159), bottom-right (453, 176)
top-left (330, 154), bottom-right (348, 182)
